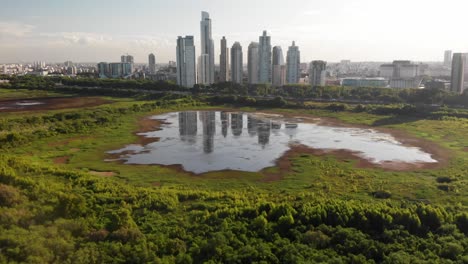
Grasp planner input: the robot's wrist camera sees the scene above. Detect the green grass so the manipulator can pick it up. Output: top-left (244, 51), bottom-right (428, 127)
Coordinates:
top-left (0, 88), bottom-right (66, 99)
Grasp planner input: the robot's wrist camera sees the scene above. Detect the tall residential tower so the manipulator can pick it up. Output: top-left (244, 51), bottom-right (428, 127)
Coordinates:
top-left (272, 46), bottom-right (285, 87)
top-left (199, 11), bottom-right (215, 85)
top-left (176, 36), bottom-right (196, 88)
top-left (148, 53), bottom-right (156, 74)
top-left (231, 42), bottom-right (243, 84)
top-left (219, 37), bottom-right (230, 82)
top-left (258, 31), bottom-right (272, 83)
top-left (248, 42), bottom-right (259, 84)
top-left (309, 60), bottom-right (327, 86)
top-left (444, 50), bottom-right (452, 68)
top-left (451, 53), bottom-right (466, 94)
top-left (286, 41), bottom-right (300, 84)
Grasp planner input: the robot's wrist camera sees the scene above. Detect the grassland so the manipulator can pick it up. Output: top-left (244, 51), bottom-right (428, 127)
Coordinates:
top-left (3, 92), bottom-right (466, 208)
top-left (2, 90), bottom-right (468, 263)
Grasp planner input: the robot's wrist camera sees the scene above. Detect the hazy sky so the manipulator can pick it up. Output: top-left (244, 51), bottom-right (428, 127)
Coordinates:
top-left (0, 0), bottom-right (466, 63)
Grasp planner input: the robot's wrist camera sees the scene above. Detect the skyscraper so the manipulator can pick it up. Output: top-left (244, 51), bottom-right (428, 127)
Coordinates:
top-left (286, 41), bottom-right (300, 84)
top-left (248, 42), bottom-right (259, 84)
top-left (97, 62), bottom-right (109, 78)
top-left (231, 42), bottom-right (243, 84)
top-left (272, 46), bottom-right (285, 87)
top-left (176, 36), bottom-right (196, 88)
top-left (148, 53), bottom-right (156, 74)
top-left (451, 53), bottom-right (466, 94)
top-left (444, 50), bottom-right (452, 68)
top-left (219, 37), bottom-right (229, 82)
top-left (258, 31), bottom-right (272, 83)
top-left (199, 11), bottom-right (215, 85)
top-left (121, 54), bottom-right (134, 64)
top-left (309, 60), bottom-right (327, 86)
top-left (120, 54), bottom-right (134, 74)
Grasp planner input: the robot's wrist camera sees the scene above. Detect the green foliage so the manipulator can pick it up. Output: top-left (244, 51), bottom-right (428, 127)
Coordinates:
top-left (0, 94), bottom-right (467, 262)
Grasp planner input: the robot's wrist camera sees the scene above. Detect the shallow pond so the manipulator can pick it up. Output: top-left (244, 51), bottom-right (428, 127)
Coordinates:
top-left (107, 111), bottom-right (437, 174)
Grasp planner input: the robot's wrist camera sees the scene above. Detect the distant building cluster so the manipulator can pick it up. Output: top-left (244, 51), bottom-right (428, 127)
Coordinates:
top-left (1, 11), bottom-right (465, 93)
top-left (0, 61), bottom-right (95, 76)
top-left (175, 12), bottom-right (322, 88)
top-left (97, 54), bottom-right (134, 78)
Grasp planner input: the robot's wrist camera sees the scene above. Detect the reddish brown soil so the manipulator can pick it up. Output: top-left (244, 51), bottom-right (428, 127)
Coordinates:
top-left (136, 117), bottom-right (168, 145)
top-left (0, 97), bottom-right (112, 113)
top-left (53, 156), bottom-right (69, 164)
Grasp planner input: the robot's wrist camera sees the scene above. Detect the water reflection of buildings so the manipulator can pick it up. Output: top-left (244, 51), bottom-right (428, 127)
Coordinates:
top-left (257, 119), bottom-right (271, 146)
top-left (220, 112), bottom-right (229, 138)
top-left (271, 122), bottom-right (281, 130)
top-left (231, 113), bottom-right (243, 136)
top-left (200, 111), bottom-right (216, 153)
top-left (247, 116), bottom-right (258, 136)
top-left (284, 123), bottom-right (298, 139)
top-left (178, 112), bottom-right (197, 143)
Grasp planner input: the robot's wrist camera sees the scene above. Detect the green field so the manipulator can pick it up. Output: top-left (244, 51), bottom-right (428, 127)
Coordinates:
top-left (1, 91), bottom-right (467, 263)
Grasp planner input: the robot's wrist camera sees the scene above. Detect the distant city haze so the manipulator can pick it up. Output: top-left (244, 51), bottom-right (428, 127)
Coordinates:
top-left (0, 0), bottom-right (466, 63)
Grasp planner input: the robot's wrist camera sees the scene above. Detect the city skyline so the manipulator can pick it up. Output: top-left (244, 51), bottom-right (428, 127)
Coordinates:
top-left (0, 0), bottom-right (466, 64)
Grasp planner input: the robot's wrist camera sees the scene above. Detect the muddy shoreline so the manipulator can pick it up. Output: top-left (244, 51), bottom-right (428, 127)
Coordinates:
top-left (0, 97), bottom-right (112, 112)
top-left (106, 109), bottom-right (451, 179)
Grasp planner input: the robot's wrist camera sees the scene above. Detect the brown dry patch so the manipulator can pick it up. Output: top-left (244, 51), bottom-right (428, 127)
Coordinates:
top-left (70, 148), bottom-right (80, 152)
top-left (0, 97), bottom-right (112, 113)
top-left (89, 171), bottom-right (116, 177)
top-left (152, 182), bottom-right (161, 187)
top-left (136, 117), bottom-right (169, 145)
top-left (53, 156), bottom-right (69, 164)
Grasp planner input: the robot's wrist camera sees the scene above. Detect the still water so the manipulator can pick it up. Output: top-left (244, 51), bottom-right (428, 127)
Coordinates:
top-left (108, 111), bottom-right (437, 174)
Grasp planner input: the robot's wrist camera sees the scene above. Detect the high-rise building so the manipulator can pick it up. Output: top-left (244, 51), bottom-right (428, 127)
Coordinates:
top-left (286, 41), bottom-right (300, 84)
top-left (444, 50), bottom-right (452, 68)
top-left (120, 54), bottom-right (134, 74)
top-left (121, 54), bottom-right (134, 64)
top-left (199, 11), bottom-right (215, 85)
top-left (272, 46), bottom-right (285, 87)
top-left (248, 42), bottom-right (260, 84)
top-left (451, 53), bottom-right (466, 94)
top-left (97, 62), bottom-right (109, 78)
top-left (231, 42), bottom-right (243, 84)
top-left (148, 53), bottom-right (156, 74)
top-left (309, 60), bottom-right (327, 86)
top-left (379, 61), bottom-right (420, 79)
top-left (176, 36), bottom-right (196, 88)
top-left (197, 54), bottom-right (209, 85)
top-left (64, 61), bottom-right (73, 67)
top-left (219, 36), bottom-right (229, 82)
top-left (258, 31), bottom-right (272, 83)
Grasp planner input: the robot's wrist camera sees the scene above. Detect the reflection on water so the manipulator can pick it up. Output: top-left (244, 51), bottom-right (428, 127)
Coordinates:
top-left (108, 111), bottom-right (437, 174)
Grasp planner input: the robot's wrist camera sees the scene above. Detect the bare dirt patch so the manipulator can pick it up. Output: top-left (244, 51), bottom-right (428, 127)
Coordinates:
top-left (0, 97), bottom-right (112, 113)
top-left (53, 156), bottom-right (69, 164)
top-left (137, 117), bottom-right (171, 145)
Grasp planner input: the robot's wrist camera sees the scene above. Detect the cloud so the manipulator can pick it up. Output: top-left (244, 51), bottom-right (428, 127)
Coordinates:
top-left (39, 32), bottom-right (113, 46)
top-left (0, 21), bottom-right (35, 37)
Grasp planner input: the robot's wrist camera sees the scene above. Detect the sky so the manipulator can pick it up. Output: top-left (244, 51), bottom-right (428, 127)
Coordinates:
top-left (0, 0), bottom-right (467, 64)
